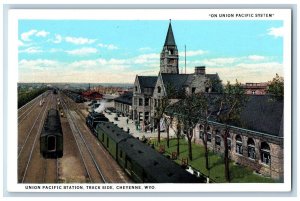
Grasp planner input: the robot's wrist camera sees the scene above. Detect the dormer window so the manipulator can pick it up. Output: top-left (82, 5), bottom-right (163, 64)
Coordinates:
top-left (135, 86), bottom-right (138, 92)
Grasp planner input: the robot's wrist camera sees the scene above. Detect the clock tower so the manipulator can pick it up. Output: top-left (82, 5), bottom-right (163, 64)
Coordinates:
top-left (160, 20), bottom-right (179, 74)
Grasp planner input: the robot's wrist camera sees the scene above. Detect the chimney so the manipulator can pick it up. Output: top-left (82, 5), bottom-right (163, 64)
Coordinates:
top-left (195, 66), bottom-right (206, 75)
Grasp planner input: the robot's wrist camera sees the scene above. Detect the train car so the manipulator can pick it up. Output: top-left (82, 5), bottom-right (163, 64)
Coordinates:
top-left (95, 121), bottom-right (203, 183)
top-left (86, 112), bottom-right (109, 136)
top-left (40, 109), bottom-right (63, 158)
top-left (118, 138), bottom-right (202, 183)
top-left (95, 122), bottom-right (132, 160)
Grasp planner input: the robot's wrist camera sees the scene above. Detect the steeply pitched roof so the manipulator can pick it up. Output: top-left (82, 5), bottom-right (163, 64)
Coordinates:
top-left (167, 94), bottom-right (284, 137)
top-left (238, 95), bottom-right (283, 137)
top-left (114, 92), bottom-right (133, 105)
top-left (160, 73), bottom-right (190, 91)
top-left (164, 21), bottom-right (176, 46)
top-left (137, 76), bottom-right (158, 92)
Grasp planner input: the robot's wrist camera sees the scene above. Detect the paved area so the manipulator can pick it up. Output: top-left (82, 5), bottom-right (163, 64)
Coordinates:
top-left (102, 111), bottom-right (176, 140)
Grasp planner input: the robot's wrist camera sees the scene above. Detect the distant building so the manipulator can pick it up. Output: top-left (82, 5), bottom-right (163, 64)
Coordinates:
top-left (242, 82), bottom-right (268, 95)
top-left (114, 92), bottom-right (133, 118)
top-left (82, 91), bottom-right (103, 101)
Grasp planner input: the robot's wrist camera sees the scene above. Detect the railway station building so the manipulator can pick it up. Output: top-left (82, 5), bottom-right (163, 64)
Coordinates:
top-left (131, 20), bottom-right (284, 180)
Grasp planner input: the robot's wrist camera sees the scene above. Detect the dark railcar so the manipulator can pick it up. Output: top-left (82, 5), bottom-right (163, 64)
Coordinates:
top-left (40, 109), bottom-right (63, 158)
top-left (95, 122), bottom-right (132, 160)
top-left (86, 112), bottom-right (109, 136)
top-left (95, 121), bottom-right (203, 183)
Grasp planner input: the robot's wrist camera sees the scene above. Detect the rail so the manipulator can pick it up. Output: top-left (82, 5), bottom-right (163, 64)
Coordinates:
top-left (20, 94), bottom-right (52, 183)
top-left (61, 96), bottom-right (107, 183)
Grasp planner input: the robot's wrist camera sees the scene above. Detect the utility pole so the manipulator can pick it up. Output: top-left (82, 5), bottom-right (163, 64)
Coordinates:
top-left (185, 45), bottom-right (186, 74)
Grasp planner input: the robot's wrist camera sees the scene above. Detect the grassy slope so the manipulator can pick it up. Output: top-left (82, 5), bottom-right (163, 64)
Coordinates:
top-left (152, 138), bottom-right (275, 183)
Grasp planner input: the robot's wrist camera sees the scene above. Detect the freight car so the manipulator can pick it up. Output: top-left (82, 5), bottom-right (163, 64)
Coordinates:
top-left (40, 109), bottom-right (63, 158)
top-left (95, 121), bottom-right (204, 183)
top-left (63, 90), bottom-right (84, 103)
top-left (86, 111), bottom-right (109, 136)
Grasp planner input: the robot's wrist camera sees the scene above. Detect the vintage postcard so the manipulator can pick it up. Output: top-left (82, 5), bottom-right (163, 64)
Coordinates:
top-left (6, 8), bottom-right (291, 193)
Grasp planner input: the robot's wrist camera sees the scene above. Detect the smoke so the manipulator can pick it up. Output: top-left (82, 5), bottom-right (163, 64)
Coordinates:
top-left (94, 100), bottom-right (107, 113)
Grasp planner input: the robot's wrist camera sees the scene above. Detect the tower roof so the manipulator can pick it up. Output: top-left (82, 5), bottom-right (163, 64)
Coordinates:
top-left (164, 20), bottom-right (176, 46)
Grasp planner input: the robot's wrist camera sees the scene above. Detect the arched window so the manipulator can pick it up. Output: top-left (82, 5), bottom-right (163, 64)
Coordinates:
top-left (247, 138), bottom-right (256, 159)
top-left (227, 137), bottom-right (232, 150)
top-left (261, 142), bottom-right (271, 165)
top-left (157, 86), bottom-right (161, 93)
top-left (199, 125), bottom-right (204, 139)
top-left (207, 126), bottom-right (211, 142)
top-left (215, 129), bottom-right (221, 146)
top-left (135, 86), bottom-right (138, 92)
top-left (235, 135), bottom-right (243, 155)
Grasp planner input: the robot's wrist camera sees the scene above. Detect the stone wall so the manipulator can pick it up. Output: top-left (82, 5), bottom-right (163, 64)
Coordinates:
top-left (193, 123), bottom-right (284, 180)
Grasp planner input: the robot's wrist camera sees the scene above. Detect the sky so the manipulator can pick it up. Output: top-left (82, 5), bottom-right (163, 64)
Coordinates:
top-left (18, 20), bottom-right (284, 84)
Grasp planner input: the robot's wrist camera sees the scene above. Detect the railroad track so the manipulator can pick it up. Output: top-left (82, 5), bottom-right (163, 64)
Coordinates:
top-left (18, 92), bottom-right (48, 125)
top-left (18, 95), bottom-right (53, 183)
top-left (42, 95), bottom-right (61, 183)
top-left (61, 93), bottom-right (129, 183)
top-left (60, 96), bottom-right (107, 183)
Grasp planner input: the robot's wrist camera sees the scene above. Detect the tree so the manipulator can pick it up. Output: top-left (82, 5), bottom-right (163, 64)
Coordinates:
top-left (267, 73), bottom-right (284, 99)
top-left (172, 93), bottom-right (204, 161)
top-left (216, 80), bottom-right (248, 182)
top-left (153, 84), bottom-right (180, 143)
top-left (196, 93), bottom-right (221, 170)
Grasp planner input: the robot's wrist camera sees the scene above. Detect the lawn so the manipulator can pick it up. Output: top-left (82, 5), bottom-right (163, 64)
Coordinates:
top-left (151, 138), bottom-right (275, 183)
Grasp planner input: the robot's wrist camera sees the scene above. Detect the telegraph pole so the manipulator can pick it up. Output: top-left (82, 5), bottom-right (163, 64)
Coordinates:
top-left (185, 45), bottom-right (186, 74)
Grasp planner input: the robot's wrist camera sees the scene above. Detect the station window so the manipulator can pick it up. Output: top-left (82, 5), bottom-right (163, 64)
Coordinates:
top-left (247, 138), bottom-right (256, 159)
top-left (215, 135), bottom-right (221, 146)
top-left (157, 86), bottom-right (161, 93)
top-left (145, 98), bottom-right (149, 106)
top-left (261, 142), bottom-right (271, 165)
top-left (227, 138), bottom-right (231, 150)
top-left (207, 126), bottom-right (212, 142)
top-left (236, 135), bottom-right (243, 155)
top-left (192, 87), bottom-right (196, 94)
top-left (199, 125), bottom-right (204, 139)
top-left (139, 98), bottom-right (143, 106)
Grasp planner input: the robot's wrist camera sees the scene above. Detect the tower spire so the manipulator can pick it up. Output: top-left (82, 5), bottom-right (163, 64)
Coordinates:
top-left (164, 19), bottom-right (176, 46)
top-left (160, 20), bottom-right (179, 74)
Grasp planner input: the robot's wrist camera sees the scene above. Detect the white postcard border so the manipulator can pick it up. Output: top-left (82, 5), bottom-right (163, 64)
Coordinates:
top-left (7, 8), bottom-right (292, 193)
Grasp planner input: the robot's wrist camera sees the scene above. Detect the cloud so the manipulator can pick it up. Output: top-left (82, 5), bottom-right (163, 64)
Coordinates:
top-left (66, 47), bottom-right (98, 56)
top-left (179, 50), bottom-right (207, 57)
top-left (19, 47), bottom-right (43, 54)
top-left (98, 43), bottom-right (119, 50)
top-left (201, 57), bottom-right (238, 66)
top-left (248, 55), bottom-right (266, 61)
top-left (65, 36), bottom-right (96, 45)
top-left (19, 59), bottom-right (60, 72)
top-left (198, 62), bottom-right (283, 83)
top-left (35, 30), bottom-right (50, 37)
top-left (21, 30), bottom-right (37, 41)
top-left (139, 47), bottom-right (152, 51)
top-left (267, 27), bottom-right (284, 38)
top-left (18, 40), bottom-right (27, 47)
top-left (134, 53), bottom-right (159, 64)
top-left (21, 30), bottom-right (50, 42)
top-left (53, 34), bottom-right (62, 44)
